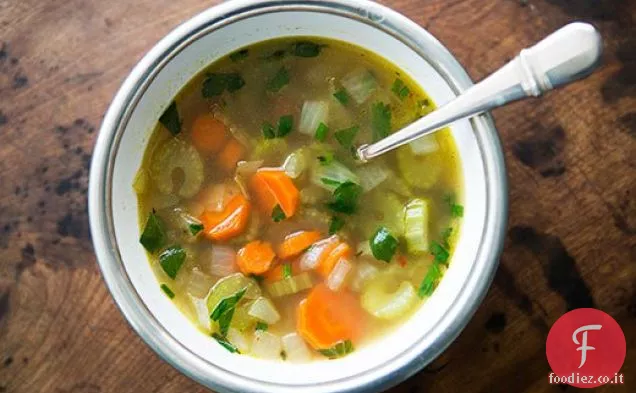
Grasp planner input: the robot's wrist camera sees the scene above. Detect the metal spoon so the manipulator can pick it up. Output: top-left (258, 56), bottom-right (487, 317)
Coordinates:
top-left (356, 22), bottom-right (603, 162)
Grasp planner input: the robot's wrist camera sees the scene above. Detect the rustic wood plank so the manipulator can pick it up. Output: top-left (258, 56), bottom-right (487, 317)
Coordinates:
top-left (0, 0), bottom-right (634, 392)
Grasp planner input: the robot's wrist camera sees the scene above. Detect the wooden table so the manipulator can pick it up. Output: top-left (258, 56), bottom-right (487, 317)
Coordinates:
top-left (0, 0), bottom-right (634, 392)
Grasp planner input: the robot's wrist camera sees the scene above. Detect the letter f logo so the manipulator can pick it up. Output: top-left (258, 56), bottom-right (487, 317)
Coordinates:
top-left (572, 325), bottom-right (602, 368)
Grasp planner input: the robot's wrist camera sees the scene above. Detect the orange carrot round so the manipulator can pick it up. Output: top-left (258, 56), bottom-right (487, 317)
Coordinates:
top-left (297, 283), bottom-right (365, 350)
top-left (237, 240), bottom-right (276, 275)
top-left (218, 138), bottom-right (245, 172)
top-left (250, 169), bottom-right (299, 218)
top-left (191, 114), bottom-right (227, 153)
top-left (316, 242), bottom-right (352, 278)
top-left (278, 230), bottom-right (321, 259)
top-left (200, 194), bottom-right (250, 241)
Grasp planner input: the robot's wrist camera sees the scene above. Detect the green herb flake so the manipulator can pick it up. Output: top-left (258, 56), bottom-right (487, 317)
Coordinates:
top-left (212, 333), bottom-right (240, 353)
top-left (262, 122), bottom-right (276, 139)
top-left (267, 67), bottom-right (290, 92)
top-left (320, 178), bottom-right (342, 187)
top-left (370, 226), bottom-right (399, 263)
top-left (334, 126), bottom-right (359, 149)
top-left (371, 102), bottom-right (391, 142)
top-left (317, 152), bottom-right (334, 165)
top-left (139, 212), bottom-right (166, 253)
top-left (391, 78), bottom-right (410, 100)
top-left (272, 204), bottom-right (287, 222)
top-left (255, 322), bottom-right (268, 332)
top-left (333, 89), bottom-right (350, 105)
top-left (451, 204), bottom-right (464, 218)
top-left (418, 263), bottom-right (441, 298)
top-left (188, 223), bottom-right (204, 236)
top-left (318, 339), bottom-right (354, 359)
top-left (315, 122), bottom-right (329, 142)
top-left (250, 274), bottom-right (265, 283)
top-left (277, 115), bottom-right (294, 137)
top-left (202, 73), bottom-right (246, 97)
top-left (430, 240), bottom-right (450, 265)
top-left (159, 101), bottom-right (181, 136)
top-left (229, 49), bottom-right (249, 62)
top-left (441, 227), bottom-right (453, 249)
top-left (282, 263), bottom-right (292, 279)
top-left (327, 181), bottom-right (363, 215)
top-left (292, 41), bottom-right (322, 57)
top-left (160, 284), bottom-right (175, 299)
top-left (210, 288), bottom-right (247, 336)
top-left (159, 245), bottom-right (186, 279)
top-left (329, 216), bottom-right (345, 235)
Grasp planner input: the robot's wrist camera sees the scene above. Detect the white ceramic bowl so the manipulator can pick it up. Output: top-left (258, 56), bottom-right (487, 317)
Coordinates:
top-left (88, 1), bottom-right (508, 392)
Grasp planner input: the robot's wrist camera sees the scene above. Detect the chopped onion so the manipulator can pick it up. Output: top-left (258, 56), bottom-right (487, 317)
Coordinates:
top-left (326, 258), bottom-right (353, 291)
top-left (266, 272), bottom-right (314, 298)
top-left (341, 68), bottom-right (377, 104)
top-left (409, 134), bottom-right (439, 155)
top-left (356, 241), bottom-right (373, 257)
top-left (282, 151), bottom-right (307, 179)
top-left (350, 260), bottom-right (380, 292)
top-left (189, 295), bottom-right (211, 331)
top-left (300, 235), bottom-right (339, 270)
top-left (208, 246), bottom-right (237, 277)
top-left (311, 160), bottom-right (359, 191)
top-left (356, 163), bottom-right (390, 192)
top-left (299, 101), bottom-right (329, 135)
top-left (187, 268), bottom-right (214, 298)
top-left (198, 184), bottom-right (229, 212)
top-left (227, 327), bottom-right (251, 353)
top-left (236, 160), bottom-right (264, 176)
top-left (248, 297), bottom-right (281, 324)
top-left (282, 333), bottom-right (313, 362)
top-left (251, 331), bottom-right (282, 360)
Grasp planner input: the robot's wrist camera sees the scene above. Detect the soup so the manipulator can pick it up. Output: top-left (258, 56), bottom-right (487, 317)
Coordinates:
top-left (134, 37), bottom-right (462, 361)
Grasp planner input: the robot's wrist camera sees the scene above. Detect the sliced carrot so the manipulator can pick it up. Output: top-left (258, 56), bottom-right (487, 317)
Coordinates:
top-left (264, 259), bottom-right (302, 283)
top-left (316, 242), bottom-right (352, 278)
top-left (236, 240), bottom-right (276, 275)
top-left (297, 283), bottom-right (365, 350)
top-left (217, 138), bottom-right (245, 172)
top-left (191, 114), bottom-right (228, 153)
top-left (278, 230), bottom-right (322, 259)
top-left (249, 169), bottom-right (299, 218)
top-left (199, 194), bottom-right (250, 241)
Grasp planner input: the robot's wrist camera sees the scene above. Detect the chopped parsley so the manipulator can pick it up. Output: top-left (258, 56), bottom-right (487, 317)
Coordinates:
top-left (267, 67), bottom-right (290, 92)
top-left (212, 333), bottom-right (240, 353)
top-left (292, 41), bottom-right (322, 57)
top-left (333, 89), bottom-right (350, 105)
top-left (318, 340), bottom-right (354, 359)
top-left (370, 226), bottom-right (399, 262)
top-left (430, 240), bottom-right (450, 265)
top-left (255, 322), bottom-right (268, 331)
top-left (139, 212), bottom-right (166, 253)
top-left (202, 73), bottom-right (245, 97)
top-left (315, 122), bottom-right (329, 142)
top-left (272, 204), bottom-right (287, 222)
top-left (277, 115), bottom-right (294, 137)
top-left (391, 78), bottom-right (410, 100)
top-left (188, 223), bottom-right (204, 236)
top-left (210, 288), bottom-right (247, 336)
top-left (317, 152), bottom-right (334, 165)
top-left (159, 101), bottom-right (181, 136)
top-left (282, 263), bottom-right (292, 279)
top-left (262, 122), bottom-right (276, 139)
top-left (334, 126), bottom-right (359, 149)
top-left (418, 263), bottom-right (441, 298)
top-left (159, 246), bottom-right (186, 279)
top-left (326, 181), bottom-right (363, 214)
top-left (371, 102), bottom-right (391, 142)
top-left (329, 216), bottom-right (345, 235)
top-left (320, 178), bottom-right (342, 187)
top-left (229, 49), bottom-right (249, 62)
top-left (160, 284), bottom-right (175, 299)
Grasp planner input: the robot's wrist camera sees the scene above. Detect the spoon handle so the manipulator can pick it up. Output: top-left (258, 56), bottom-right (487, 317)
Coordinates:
top-left (356, 22), bottom-right (603, 161)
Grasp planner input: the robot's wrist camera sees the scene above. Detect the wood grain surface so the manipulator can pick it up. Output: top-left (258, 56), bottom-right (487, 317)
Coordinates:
top-left (0, 0), bottom-right (635, 392)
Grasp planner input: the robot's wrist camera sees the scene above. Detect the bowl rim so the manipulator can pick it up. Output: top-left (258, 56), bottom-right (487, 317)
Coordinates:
top-left (88, 0), bottom-right (508, 392)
